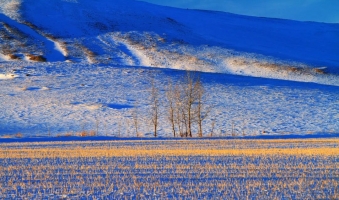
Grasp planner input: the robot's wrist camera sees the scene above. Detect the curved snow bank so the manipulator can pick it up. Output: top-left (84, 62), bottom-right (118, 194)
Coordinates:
top-left (113, 32), bottom-right (339, 86)
top-left (223, 57), bottom-right (338, 86)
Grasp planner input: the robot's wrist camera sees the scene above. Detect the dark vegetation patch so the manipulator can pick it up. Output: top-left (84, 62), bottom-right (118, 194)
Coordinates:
top-left (28, 54), bottom-right (46, 62)
top-left (167, 17), bottom-right (178, 24)
top-left (314, 68), bottom-right (327, 74)
top-left (7, 54), bottom-right (20, 60)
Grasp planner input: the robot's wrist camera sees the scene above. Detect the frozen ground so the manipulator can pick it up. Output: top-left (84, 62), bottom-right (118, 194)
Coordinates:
top-left (0, 0), bottom-right (338, 137)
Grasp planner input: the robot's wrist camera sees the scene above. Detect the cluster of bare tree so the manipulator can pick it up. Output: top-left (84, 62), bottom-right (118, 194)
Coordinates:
top-left (149, 71), bottom-right (211, 137)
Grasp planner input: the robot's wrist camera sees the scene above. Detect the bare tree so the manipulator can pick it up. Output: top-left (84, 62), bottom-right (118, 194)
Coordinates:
top-left (176, 87), bottom-right (185, 137)
top-left (150, 76), bottom-right (160, 137)
top-left (183, 71), bottom-right (200, 137)
top-left (242, 121), bottom-right (246, 137)
top-left (167, 82), bottom-right (186, 137)
top-left (166, 80), bottom-right (176, 137)
top-left (95, 118), bottom-right (99, 136)
top-left (195, 75), bottom-right (212, 137)
top-left (47, 124), bottom-right (51, 137)
top-left (165, 71), bottom-right (210, 138)
top-left (232, 121), bottom-right (235, 137)
top-left (183, 71), bottom-right (211, 137)
top-left (104, 121), bottom-right (108, 137)
top-left (210, 118), bottom-right (215, 137)
top-left (132, 103), bottom-right (139, 137)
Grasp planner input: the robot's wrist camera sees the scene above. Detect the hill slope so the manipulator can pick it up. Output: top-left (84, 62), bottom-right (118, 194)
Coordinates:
top-left (0, 0), bottom-right (338, 85)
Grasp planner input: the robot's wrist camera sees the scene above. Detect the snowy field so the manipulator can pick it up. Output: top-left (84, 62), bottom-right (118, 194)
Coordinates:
top-left (0, 0), bottom-right (338, 137)
top-left (0, 139), bottom-right (338, 199)
top-left (1, 62), bottom-right (339, 137)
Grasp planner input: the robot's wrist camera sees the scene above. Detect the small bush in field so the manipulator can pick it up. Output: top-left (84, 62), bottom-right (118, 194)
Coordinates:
top-left (89, 130), bottom-right (96, 136)
top-left (79, 131), bottom-right (88, 137)
top-left (78, 131), bottom-right (96, 137)
top-left (15, 132), bottom-right (22, 138)
top-left (64, 132), bottom-right (73, 137)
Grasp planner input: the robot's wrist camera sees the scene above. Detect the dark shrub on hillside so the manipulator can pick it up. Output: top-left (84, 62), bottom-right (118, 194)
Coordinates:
top-left (28, 54), bottom-right (46, 62)
top-left (314, 68), bottom-right (326, 74)
top-left (8, 54), bottom-right (20, 60)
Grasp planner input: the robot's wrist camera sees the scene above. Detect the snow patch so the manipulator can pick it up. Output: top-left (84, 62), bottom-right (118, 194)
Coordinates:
top-left (53, 40), bottom-right (68, 57)
top-left (71, 103), bottom-right (103, 111)
top-left (0, 73), bottom-right (18, 80)
top-left (0, 53), bottom-right (9, 62)
top-left (40, 86), bottom-right (49, 91)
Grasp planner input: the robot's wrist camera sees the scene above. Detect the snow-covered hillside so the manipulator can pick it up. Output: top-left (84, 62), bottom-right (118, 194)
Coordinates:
top-left (0, 0), bottom-right (338, 84)
top-left (0, 0), bottom-right (338, 136)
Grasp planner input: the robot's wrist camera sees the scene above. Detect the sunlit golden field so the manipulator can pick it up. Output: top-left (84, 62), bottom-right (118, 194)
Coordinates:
top-left (0, 139), bottom-right (338, 199)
